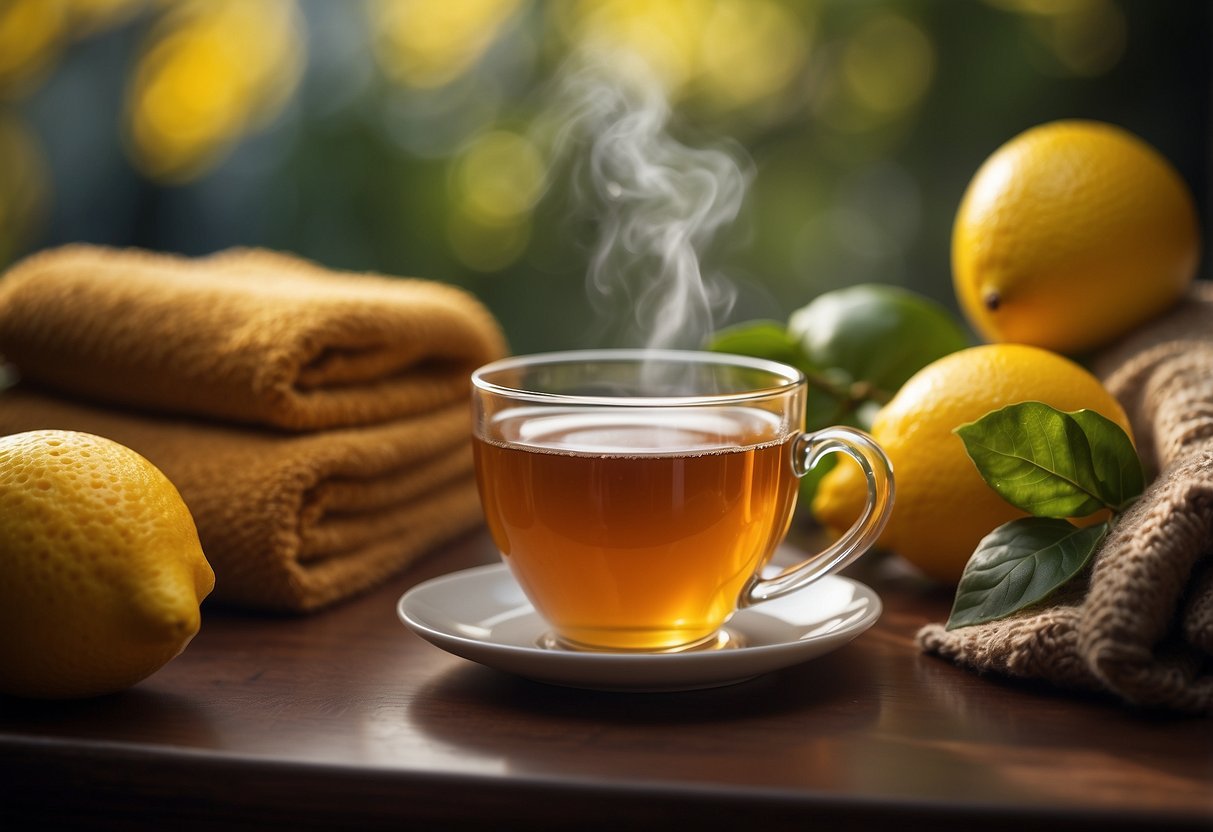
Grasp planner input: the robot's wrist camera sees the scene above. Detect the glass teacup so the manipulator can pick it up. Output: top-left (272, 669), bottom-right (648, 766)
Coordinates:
top-left (471, 350), bottom-right (894, 652)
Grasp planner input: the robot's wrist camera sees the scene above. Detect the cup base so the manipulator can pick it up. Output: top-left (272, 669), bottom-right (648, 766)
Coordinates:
top-left (537, 628), bottom-right (747, 654)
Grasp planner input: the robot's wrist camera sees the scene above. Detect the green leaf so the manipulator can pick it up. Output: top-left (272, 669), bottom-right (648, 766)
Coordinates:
top-left (946, 518), bottom-right (1108, 629)
top-left (954, 401), bottom-right (1139, 518)
top-left (707, 321), bottom-right (806, 368)
top-left (1069, 409), bottom-right (1146, 512)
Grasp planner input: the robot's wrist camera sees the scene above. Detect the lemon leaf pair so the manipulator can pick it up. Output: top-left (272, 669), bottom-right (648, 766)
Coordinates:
top-left (946, 402), bottom-right (1144, 630)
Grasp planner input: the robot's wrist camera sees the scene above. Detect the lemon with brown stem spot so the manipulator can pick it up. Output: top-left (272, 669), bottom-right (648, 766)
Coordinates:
top-left (0, 430), bottom-right (214, 699)
top-left (953, 120), bottom-right (1200, 355)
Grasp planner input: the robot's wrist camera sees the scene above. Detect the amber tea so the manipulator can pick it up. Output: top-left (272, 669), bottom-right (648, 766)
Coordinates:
top-left (470, 350), bottom-right (893, 654)
top-left (475, 408), bottom-right (799, 651)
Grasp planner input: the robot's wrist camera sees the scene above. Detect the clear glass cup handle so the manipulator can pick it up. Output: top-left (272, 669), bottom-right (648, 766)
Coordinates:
top-left (743, 426), bottom-right (895, 606)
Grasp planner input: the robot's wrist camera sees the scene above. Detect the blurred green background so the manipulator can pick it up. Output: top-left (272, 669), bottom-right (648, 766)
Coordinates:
top-left (0, 0), bottom-right (1207, 354)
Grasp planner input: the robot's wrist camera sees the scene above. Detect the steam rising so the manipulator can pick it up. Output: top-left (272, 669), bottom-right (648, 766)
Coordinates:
top-left (547, 53), bottom-right (752, 351)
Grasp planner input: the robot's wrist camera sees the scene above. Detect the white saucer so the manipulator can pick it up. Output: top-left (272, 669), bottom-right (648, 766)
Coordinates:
top-left (397, 563), bottom-right (882, 692)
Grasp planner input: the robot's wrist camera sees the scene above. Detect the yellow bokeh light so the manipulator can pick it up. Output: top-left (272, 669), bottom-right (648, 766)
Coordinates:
top-left (454, 130), bottom-right (545, 225)
top-left (562, 0), bottom-right (808, 113)
top-left (125, 0), bottom-right (304, 182)
top-left (448, 129), bottom-right (541, 272)
top-left (131, 27), bottom-right (248, 168)
top-left (448, 207), bottom-right (531, 272)
top-left (842, 12), bottom-right (934, 116)
top-left (0, 0), bottom-right (69, 97)
top-left (698, 0), bottom-right (807, 111)
top-left (370, 0), bottom-right (522, 89)
top-left (568, 0), bottom-right (704, 95)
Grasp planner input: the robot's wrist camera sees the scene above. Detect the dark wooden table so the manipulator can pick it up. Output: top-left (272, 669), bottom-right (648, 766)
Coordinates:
top-left (1, 528), bottom-right (1209, 831)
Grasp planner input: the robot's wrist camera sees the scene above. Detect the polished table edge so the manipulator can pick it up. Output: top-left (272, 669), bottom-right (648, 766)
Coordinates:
top-left (2, 732), bottom-right (1207, 831)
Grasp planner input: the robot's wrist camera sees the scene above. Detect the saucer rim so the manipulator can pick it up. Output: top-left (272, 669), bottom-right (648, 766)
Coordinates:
top-left (396, 563), bottom-right (882, 686)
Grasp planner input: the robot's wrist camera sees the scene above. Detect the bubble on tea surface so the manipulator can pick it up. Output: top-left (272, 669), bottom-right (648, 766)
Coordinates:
top-left (497, 407), bottom-right (783, 454)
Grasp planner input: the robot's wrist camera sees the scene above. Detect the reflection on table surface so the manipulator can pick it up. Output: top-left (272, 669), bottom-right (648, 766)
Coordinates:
top-left (1, 529), bottom-right (1209, 831)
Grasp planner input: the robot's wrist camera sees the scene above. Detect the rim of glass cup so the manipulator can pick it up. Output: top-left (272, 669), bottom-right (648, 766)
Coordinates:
top-left (471, 349), bottom-right (806, 407)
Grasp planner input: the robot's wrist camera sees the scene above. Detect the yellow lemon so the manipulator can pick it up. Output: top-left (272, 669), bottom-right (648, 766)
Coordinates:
top-left (953, 120), bottom-right (1200, 355)
top-left (811, 344), bottom-right (1132, 583)
top-left (0, 430), bottom-right (214, 699)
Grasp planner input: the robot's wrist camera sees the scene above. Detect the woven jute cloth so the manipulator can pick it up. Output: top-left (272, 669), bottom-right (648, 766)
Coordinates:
top-left (918, 282), bottom-right (1213, 714)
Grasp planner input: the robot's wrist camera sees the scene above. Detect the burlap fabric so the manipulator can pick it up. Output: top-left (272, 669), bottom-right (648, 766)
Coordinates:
top-left (918, 282), bottom-right (1213, 714)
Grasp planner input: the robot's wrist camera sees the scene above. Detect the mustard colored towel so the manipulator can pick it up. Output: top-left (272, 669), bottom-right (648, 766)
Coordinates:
top-left (0, 245), bottom-right (507, 431)
top-left (0, 387), bottom-right (482, 612)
